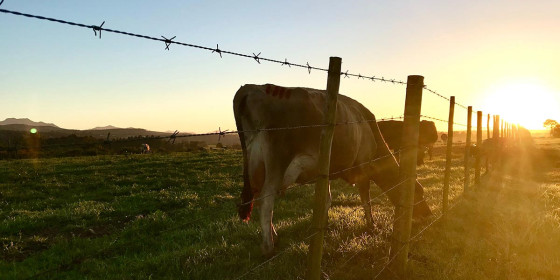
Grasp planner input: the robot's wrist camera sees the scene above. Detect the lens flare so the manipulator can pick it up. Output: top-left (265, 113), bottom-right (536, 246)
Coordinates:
top-left (30, 128), bottom-right (38, 134)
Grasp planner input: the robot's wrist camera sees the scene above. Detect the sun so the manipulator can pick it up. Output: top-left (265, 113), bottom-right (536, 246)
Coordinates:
top-left (480, 82), bottom-right (559, 130)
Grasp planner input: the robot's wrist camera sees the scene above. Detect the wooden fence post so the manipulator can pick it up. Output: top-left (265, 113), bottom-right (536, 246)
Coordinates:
top-left (390, 75), bottom-right (424, 277)
top-left (442, 96), bottom-right (455, 214)
top-left (493, 115), bottom-right (501, 172)
top-left (464, 106), bottom-right (472, 192)
top-left (487, 114), bottom-right (490, 140)
top-left (493, 115), bottom-right (500, 139)
top-left (475, 111), bottom-right (482, 184)
top-left (501, 120), bottom-right (504, 138)
top-left (306, 57), bottom-right (341, 280)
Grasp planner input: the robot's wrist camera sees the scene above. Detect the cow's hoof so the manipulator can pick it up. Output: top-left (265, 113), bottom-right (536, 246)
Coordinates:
top-left (365, 219), bottom-right (377, 232)
top-left (261, 243), bottom-right (275, 258)
top-left (413, 202), bottom-right (433, 218)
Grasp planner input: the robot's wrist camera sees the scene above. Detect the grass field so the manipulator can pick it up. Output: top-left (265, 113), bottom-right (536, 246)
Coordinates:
top-left (1, 140), bottom-right (560, 279)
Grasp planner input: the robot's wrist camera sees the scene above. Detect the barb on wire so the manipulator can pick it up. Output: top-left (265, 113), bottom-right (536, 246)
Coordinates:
top-left (168, 130), bottom-right (179, 144)
top-left (212, 44), bottom-right (222, 58)
top-left (161, 35), bottom-right (175, 50)
top-left (218, 127), bottom-right (229, 142)
top-left (281, 58), bottom-right (291, 67)
top-left (0, 0), bottom-right (4, 7)
top-left (252, 52), bottom-right (261, 64)
top-left (342, 70), bottom-right (349, 78)
top-left (306, 62), bottom-right (312, 74)
top-left (92, 21), bottom-right (105, 38)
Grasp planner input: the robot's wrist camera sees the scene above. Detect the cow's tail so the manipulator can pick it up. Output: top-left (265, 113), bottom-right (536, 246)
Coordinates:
top-left (234, 89), bottom-right (254, 222)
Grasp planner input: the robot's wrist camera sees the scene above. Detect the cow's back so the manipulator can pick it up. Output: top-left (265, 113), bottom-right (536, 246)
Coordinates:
top-left (234, 84), bottom-right (379, 184)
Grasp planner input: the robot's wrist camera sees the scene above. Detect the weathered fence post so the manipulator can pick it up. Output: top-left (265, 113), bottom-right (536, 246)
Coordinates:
top-left (493, 115), bottom-right (500, 139)
top-left (306, 57), bottom-right (341, 280)
top-left (493, 115), bottom-right (501, 173)
top-left (487, 114), bottom-right (490, 140)
top-left (501, 120), bottom-right (504, 138)
top-left (442, 96), bottom-right (455, 214)
top-left (464, 106), bottom-right (472, 192)
top-left (390, 75), bottom-right (424, 277)
top-left (475, 111), bottom-right (482, 184)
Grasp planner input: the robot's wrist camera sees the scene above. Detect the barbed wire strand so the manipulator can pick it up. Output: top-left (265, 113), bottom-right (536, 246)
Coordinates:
top-left (234, 230), bottom-right (321, 280)
top-left (372, 196), bottom-right (464, 279)
top-left (239, 148), bottom-right (405, 208)
top-left (16, 116), bottom-right (405, 151)
top-left (421, 114), bottom-right (467, 127)
top-left (423, 86), bottom-right (469, 110)
top-left (0, 8), bottom-right (408, 85)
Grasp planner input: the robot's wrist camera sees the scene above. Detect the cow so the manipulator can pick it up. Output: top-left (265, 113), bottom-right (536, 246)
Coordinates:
top-left (140, 143), bottom-right (150, 154)
top-left (377, 120), bottom-right (438, 165)
top-left (233, 84), bottom-right (432, 256)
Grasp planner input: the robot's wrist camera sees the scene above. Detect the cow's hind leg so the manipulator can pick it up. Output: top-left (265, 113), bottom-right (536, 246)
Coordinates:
top-left (356, 179), bottom-right (375, 228)
top-left (259, 192), bottom-right (276, 257)
top-left (259, 170), bottom-right (282, 257)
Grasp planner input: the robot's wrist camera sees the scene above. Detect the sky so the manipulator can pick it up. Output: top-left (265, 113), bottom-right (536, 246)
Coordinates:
top-left (1, 0), bottom-right (559, 133)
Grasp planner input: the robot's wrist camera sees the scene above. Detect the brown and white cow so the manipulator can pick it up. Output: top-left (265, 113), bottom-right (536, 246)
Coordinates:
top-left (377, 120), bottom-right (438, 165)
top-left (140, 143), bottom-right (150, 154)
top-left (233, 84), bottom-right (432, 256)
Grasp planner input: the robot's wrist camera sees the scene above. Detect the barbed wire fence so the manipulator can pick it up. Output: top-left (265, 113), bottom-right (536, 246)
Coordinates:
top-left (0, 4), bottom-right (521, 280)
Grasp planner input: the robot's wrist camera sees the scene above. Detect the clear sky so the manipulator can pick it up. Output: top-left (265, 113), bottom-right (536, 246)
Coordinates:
top-left (1, 0), bottom-right (559, 132)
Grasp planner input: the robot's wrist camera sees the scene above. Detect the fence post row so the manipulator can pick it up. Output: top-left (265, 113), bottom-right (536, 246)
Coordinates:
top-left (389, 75), bottom-right (424, 277)
top-left (442, 96), bottom-right (455, 214)
top-left (475, 111), bottom-right (482, 184)
top-left (463, 106), bottom-right (472, 192)
top-left (306, 57), bottom-right (342, 280)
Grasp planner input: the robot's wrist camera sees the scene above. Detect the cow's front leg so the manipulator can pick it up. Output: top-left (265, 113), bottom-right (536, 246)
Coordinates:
top-left (356, 179), bottom-right (375, 228)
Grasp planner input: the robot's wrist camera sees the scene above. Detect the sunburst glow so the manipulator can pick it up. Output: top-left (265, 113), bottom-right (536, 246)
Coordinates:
top-left (481, 82), bottom-right (559, 130)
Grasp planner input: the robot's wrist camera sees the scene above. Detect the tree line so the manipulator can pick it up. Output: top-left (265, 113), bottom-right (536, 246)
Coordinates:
top-left (544, 119), bottom-right (560, 137)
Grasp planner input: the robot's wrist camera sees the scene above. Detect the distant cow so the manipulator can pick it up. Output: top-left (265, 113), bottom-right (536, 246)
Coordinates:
top-left (234, 84), bottom-right (432, 256)
top-left (377, 120), bottom-right (438, 165)
top-left (140, 144), bottom-right (150, 154)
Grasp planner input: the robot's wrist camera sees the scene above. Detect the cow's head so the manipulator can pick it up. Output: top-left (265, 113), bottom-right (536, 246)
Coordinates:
top-left (416, 145), bottom-right (429, 165)
top-left (417, 121), bottom-right (438, 165)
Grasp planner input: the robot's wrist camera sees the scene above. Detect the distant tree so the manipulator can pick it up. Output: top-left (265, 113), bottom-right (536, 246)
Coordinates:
top-left (544, 119), bottom-right (558, 135)
top-left (553, 124), bottom-right (560, 138)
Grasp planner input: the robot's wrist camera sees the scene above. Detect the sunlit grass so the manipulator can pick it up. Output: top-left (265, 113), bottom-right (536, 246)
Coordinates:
top-left (0, 141), bottom-right (559, 279)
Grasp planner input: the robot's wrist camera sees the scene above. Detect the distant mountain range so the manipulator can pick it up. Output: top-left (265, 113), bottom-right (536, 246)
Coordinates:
top-left (0, 118), bottom-right (59, 128)
top-left (0, 118), bottom-right (241, 146)
top-left (0, 118), bottom-right (166, 137)
top-left (90, 125), bottom-right (141, 130)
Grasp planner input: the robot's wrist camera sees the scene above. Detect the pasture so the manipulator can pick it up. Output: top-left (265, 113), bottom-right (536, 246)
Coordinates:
top-left (1, 140), bottom-right (560, 279)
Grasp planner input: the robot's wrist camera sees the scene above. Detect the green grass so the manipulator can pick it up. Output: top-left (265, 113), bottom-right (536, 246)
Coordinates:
top-left (1, 142), bottom-right (559, 279)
